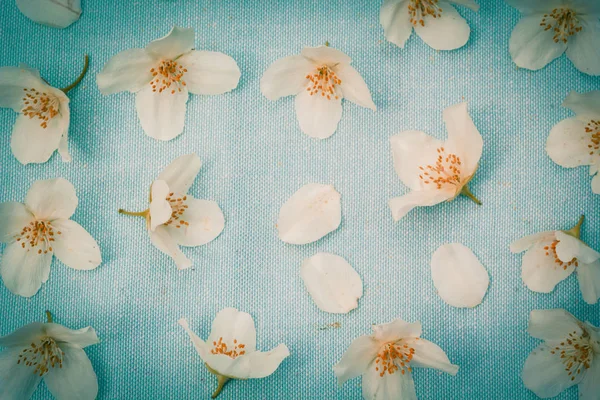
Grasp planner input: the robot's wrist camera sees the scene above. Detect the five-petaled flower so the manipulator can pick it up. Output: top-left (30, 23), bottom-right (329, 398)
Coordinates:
top-left (510, 215), bottom-right (600, 304)
top-left (0, 311), bottom-right (99, 400)
top-left (380, 0), bottom-right (480, 50)
top-left (507, 0), bottom-right (600, 75)
top-left (179, 308), bottom-right (290, 398)
top-left (522, 309), bottom-right (599, 399)
top-left (388, 102), bottom-right (483, 221)
top-left (118, 154), bottom-right (225, 270)
top-left (546, 90), bottom-right (600, 194)
top-left (333, 318), bottom-right (458, 400)
top-left (96, 26), bottom-right (241, 141)
top-left (16, 0), bottom-right (82, 28)
top-left (0, 178), bottom-right (102, 297)
top-left (260, 45), bottom-right (376, 139)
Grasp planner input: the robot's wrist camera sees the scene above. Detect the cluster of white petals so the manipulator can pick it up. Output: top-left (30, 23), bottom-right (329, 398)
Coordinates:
top-left (16, 0), bottom-right (81, 28)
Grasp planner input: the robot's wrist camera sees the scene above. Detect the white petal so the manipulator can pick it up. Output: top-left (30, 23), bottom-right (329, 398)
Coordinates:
top-left (300, 252), bottom-right (363, 314)
top-left (566, 16), bottom-right (600, 76)
top-left (547, 118), bottom-right (595, 168)
top-left (135, 85), bottom-right (189, 141)
top-left (408, 337), bottom-right (459, 375)
top-left (260, 55), bottom-right (313, 101)
top-left (294, 88), bottom-right (342, 139)
top-left (165, 197), bottom-right (225, 246)
top-left (527, 309), bottom-right (582, 341)
top-left (178, 50), bottom-right (241, 95)
top-left (555, 231), bottom-right (600, 264)
top-left (450, 0), bottom-right (479, 11)
top-left (44, 344), bottom-right (98, 400)
top-left (50, 219), bottom-right (101, 270)
top-left (277, 183), bottom-right (341, 245)
top-left (208, 308), bottom-right (257, 353)
top-left (149, 180), bottom-right (172, 231)
top-left (16, 0), bottom-right (81, 28)
top-left (96, 49), bottom-right (155, 95)
top-left (509, 15), bottom-right (567, 70)
top-left (56, 98), bottom-right (71, 163)
top-left (510, 231), bottom-right (556, 254)
top-left (0, 202), bottom-right (34, 243)
top-left (522, 344), bottom-right (582, 398)
top-left (300, 46), bottom-right (351, 65)
top-left (521, 240), bottom-right (575, 293)
top-left (0, 66), bottom-right (46, 111)
top-left (380, 0), bottom-right (413, 49)
top-left (389, 189), bottom-right (452, 221)
top-left (0, 242), bottom-right (52, 297)
top-left (442, 102), bottom-right (483, 175)
top-left (11, 112), bottom-right (67, 165)
top-left (157, 153), bottom-right (201, 195)
top-left (577, 260), bottom-right (600, 304)
top-left (0, 347), bottom-right (42, 400)
top-left (148, 225), bottom-right (192, 270)
top-left (336, 64), bottom-right (376, 110)
top-left (430, 243), bottom-right (489, 308)
top-left (244, 345), bottom-right (290, 378)
top-left (578, 356), bottom-right (600, 400)
top-left (372, 319), bottom-right (421, 344)
top-left (413, 2), bottom-right (471, 50)
top-left (145, 26), bottom-right (194, 60)
top-left (592, 173), bottom-right (600, 194)
top-left (333, 335), bottom-right (380, 385)
top-left (178, 318), bottom-right (209, 358)
top-left (390, 130), bottom-right (445, 190)
top-left (562, 90), bottom-right (600, 117)
top-left (25, 178), bottom-right (78, 221)
top-left (505, 0), bottom-right (564, 13)
top-left (45, 324), bottom-right (99, 348)
top-left (0, 322), bottom-right (44, 347)
top-left (590, 163), bottom-right (599, 176)
top-left (362, 359), bottom-right (417, 400)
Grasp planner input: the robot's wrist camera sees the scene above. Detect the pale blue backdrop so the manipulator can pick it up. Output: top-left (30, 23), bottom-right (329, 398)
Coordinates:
top-left (1, 0), bottom-right (599, 399)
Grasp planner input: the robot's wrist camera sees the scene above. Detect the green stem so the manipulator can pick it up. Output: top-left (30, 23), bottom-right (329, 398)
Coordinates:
top-left (460, 184), bottom-right (482, 205)
top-left (211, 374), bottom-right (231, 399)
top-left (564, 215), bottom-right (585, 239)
top-left (46, 310), bottom-right (53, 323)
top-left (60, 54), bottom-right (89, 94)
top-left (118, 209), bottom-right (148, 218)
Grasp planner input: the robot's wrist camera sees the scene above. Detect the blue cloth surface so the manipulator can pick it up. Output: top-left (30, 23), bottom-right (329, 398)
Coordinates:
top-left (1, 0), bottom-right (599, 399)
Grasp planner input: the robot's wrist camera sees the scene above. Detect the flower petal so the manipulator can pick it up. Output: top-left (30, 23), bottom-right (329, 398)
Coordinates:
top-left (555, 231), bottom-right (600, 264)
top-left (430, 243), bottom-right (489, 308)
top-left (149, 180), bottom-right (172, 231)
top-left (0, 322), bottom-right (44, 347)
top-left (510, 231), bottom-right (556, 254)
top-left (505, 0), bottom-right (564, 13)
top-left (277, 183), bottom-right (341, 245)
top-left (521, 240), bottom-right (575, 293)
top-left (145, 26), bottom-right (194, 60)
top-left (96, 49), bottom-right (155, 95)
top-left (45, 324), bottom-right (99, 348)
top-left (509, 14), bottom-right (567, 70)
top-left (244, 345), bottom-right (290, 378)
top-left (522, 344), bottom-right (582, 398)
top-left (148, 225), bottom-right (192, 270)
top-left (300, 46), bottom-right (351, 65)
top-left (16, 0), bottom-right (81, 28)
top-left (546, 118), bottom-right (595, 167)
top-left (362, 359), bottom-right (417, 400)
top-left (389, 189), bottom-right (452, 222)
top-left (25, 178), bottom-right (78, 221)
top-left (44, 344), bottom-right (98, 400)
top-left (177, 50), bottom-right (241, 95)
top-left (294, 88), bottom-right (342, 139)
top-left (592, 173), bottom-right (600, 194)
top-left (442, 102), bottom-right (483, 175)
top-left (50, 219), bottom-right (101, 270)
top-left (578, 354), bottom-right (600, 400)
top-left (390, 130), bottom-right (445, 190)
top-left (527, 309), bottom-right (582, 342)
top-left (380, 0), bottom-right (413, 49)
top-left (333, 335), bottom-right (380, 386)
top-left (336, 64), bottom-right (376, 110)
top-left (165, 197), bottom-right (225, 246)
top-left (562, 90), bottom-right (600, 117)
top-left (450, 0), bottom-right (479, 11)
top-left (576, 260), bottom-right (600, 304)
top-left (566, 16), bottom-right (600, 76)
top-left (178, 318), bottom-right (209, 358)
top-left (208, 308), bottom-right (257, 353)
top-left (372, 319), bottom-right (421, 344)
top-left (413, 2), bottom-right (470, 50)
top-left (135, 85), bottom-right (189, 141)
top-left (0, 202), bottom-right (34, 243)
top-left (157, 153), bottom-right (202, 195)
top-left (260, 55), bottom-right (313, 101)
top-left (0, 347), bottom-right (42, 400)
top-left (11, 112), bottom-right (66, 165)
top-left (0, 66), bottom-right (46, 111)
top-left (300, 252), bottom-right (363, 314)
top-left (0, 242), bottom-right (52, 297)
top-left (408, 337), bottom-right (459, 375)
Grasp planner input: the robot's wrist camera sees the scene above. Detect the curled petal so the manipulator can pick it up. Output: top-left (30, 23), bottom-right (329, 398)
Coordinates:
top-left (50, 219), bottom-right (102, 271)
top-left (389, 189), bottom-right (452, 221)
top-left (44, 344), bottom-right (98, 400)
top-left (521, 240), bottom-right (575, 293)
top-left (166, 198), bottom-right (225, 247)
top-left (178, 50), bottom-right (241, 95)
top-left (149, 180), bottom-right (172, 231)
top-left (260, 55), bottom-right (313, 101)
top-left (0, 202), bottom-right (34, 243)
top-left (408, 337), bottom-right (459, 375)
top-left (16, 0), bottom-right (81, 28)
top-left (300, 46), bottom-right (351, 65)
top-left (45, 324), bottom-right (99, 348)
top-left (372, 319), bottom-right (421, 344)
top-left (555, 231), bottom-right (600, 264)
top-left (96, 49), bottom-right (155, 95)
top-left (413, 2), bottom-right (471, 50)
top-left (135, 85), bottom-right (189, 141)
top-left (146, 26), bottom-right (194, 60)
top-left (294, 88), bottom-right (343, 139)
top-left (522, 344), bottom-right (582, 398)
top-left (527, 309), bottom-right (582, 342)
top-left (509, 15), bottom-right (567, 70)
top-left (576, 260), bottom-right (600, 304)
top-left (0, 347), bottom-right (42, 400)
top-left (442, 102), bottom-right (482, 175)
top-left (25, 178), bottom-right (78, 221)
top-left (148, 225), bottom-right (192, 270)
top-left (157, 153), bottom-right (201, 195)
top-left (380, 0), bottom-right (413, 49)
top-left (546, 118), bottom-right (595, 168)
top-left (565, 16), bottom-right (600, 76)
top-left (333, 335), bottom-right (380, 386)
top-left (0, 242), bottom-right (52, 297)
top-left (336, 64), bottom-right (376, 111)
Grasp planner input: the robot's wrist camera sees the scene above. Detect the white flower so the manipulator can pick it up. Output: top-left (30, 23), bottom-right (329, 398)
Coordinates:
top-left (333, 318), bottom-right (458, 400)
top-left (522, 309), bottom-right (600, 399)
top-left (388, 102), bottom-right (483, 221)
top-left (260, 45), bottom-right (376, 139)
top-left (300, 252), bottom-right (363, 314)
top-left (0, 311), bottom-right (99, 400)
top-left (0, 178), bottom-right (101, 297)
top-left (430, 243), bottom-right (489, 308)
top-left (510, 215), bottom-right (600, 304)
top-left (546, 90), bottom-right (600, 194)
top-left (16, 0), bottom-right (81, 28)
top-left (507, 0), bottom-right (600, 75)
top-left (179, 308), bottom-right (290, 398)
top-left (96, 26), bottom-right (241, 141)
top-left (118, 154), bottom-right (225, 270)
top-left (277, 183), bottom-right (341, 244)
top-left (380, 0), bottom-right (479, 50)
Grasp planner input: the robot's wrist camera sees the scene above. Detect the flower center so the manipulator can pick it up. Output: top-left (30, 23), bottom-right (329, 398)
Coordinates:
top-left (374, 340), bottom-right (416, 377)
top-left (163, 193), bottom-right (190, 228)
top-left (408, 0), bottom-right (442, 27)
top-left (541, 8), bottom-right (582, 44)
top-left (305, 65), bottom-right (341, 101)
top-left (544, 240), bottom-right (578, 270)
top-left (18, 337), bottom-right (64, 377)
top-left (586, 120), bottom-right (600, 156)
top-left (210, 337), bottom-right (246, 359)
top-left (550, 330), bottom-right (594, 381)
top-left (16, 220), bottom-right (60, 255)
top-left (418, 147), bottom-right (463, 190)
top-left (149, 60), bottom-right (187, 94)
top-left (21, 88), bottom-right (60, 129)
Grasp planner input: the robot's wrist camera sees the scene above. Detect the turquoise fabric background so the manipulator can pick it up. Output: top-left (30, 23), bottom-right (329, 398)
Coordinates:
top-left (1, 0), bottom-right (599, 399)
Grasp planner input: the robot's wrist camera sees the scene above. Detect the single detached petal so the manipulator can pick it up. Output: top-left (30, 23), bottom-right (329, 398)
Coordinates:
top-left (300, 46), bottom-right (351, 65)
top-left (135, 85), bottom-right (189, 141)
top-left (300, 252), bottom-right (363, 314)
top-left (165, 198), bottom-right (225, 247)
top-left (522, 344), bottom-right (582, 398)
top-left (521, 240), bottom-right (575, 293)
top-left (25, 178), bottom-right (78, 221)
top-left (0, 202), bottom-right (34, 243)
top-left (546, 118), bottom-right (596, 168)
top-left (0, 322), bottom-right (44, 347)
top-left (0, 242), bottom-right (52, 297)
top-left (565, 16), bottom-right (600, 76)
top-left (11, 111), bottom-right (67, 165)
top-left (0, 347), bottom-right (43, 400)
top-left (430, 243), bottom-right (489, 308)
top-left (16, 0), bottom-right (81, 28)
top-left (389, 190), bottom-right (452, 222)
top-left (555, 231), bottom-right (600, 264)
top-left (527, 309), bottom-right (582, 342)
top-left (562, 90), bottom-right (600, 118)
top-left (333, 335), bottom-right (380, 386)
top-left (277, 183), bottom-right (341, 245)
top-left (362, 360), bottom-right (417, 400)
top-left (145, 26), bottom-right (194, 60)
top-left (148, 225), bottom-right (192, 270)
top-left (45, 324), bottom-right (99, 348)
top-left (413, 2), bottom-right (471, 51)
top-left (0, 66), bottom-right (47, 111)
top-left (44, 344), bottom-right (98, 400)
top-left (157, 153), bottom-right (202, 195)
top-left (335, 64), bottom-right (376, 110)
top-left (208, 308), bottom-right (257, 353)
top-left (380, 0), bottom-right (414, 49)
top-left (178, 50), bottom-right (241, 95)
top-left (578, 355), bottom-right (600, 400)
top-left (510, 231), bottom-right (556, 254)
top-left (294, 88), bottom-right (343, 139)
top-left (509, 15), bottom-right (567, 71)
top-left (96, 49), bottom-right (155, 95)
top-left (372, 319), bottom-right (422, 344)
top-left (577, 260), bottom-right (600, 304)
top-left (50, 219), bottom-right (101, 270)
top-left (408, 337), bottom-right (459, 375)
top-left (149, 180), bottom-right (172, 231)
top-left (260, 55), bottom-right (313, 101)
top-left (442, 102), bottom-right (483, 175)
